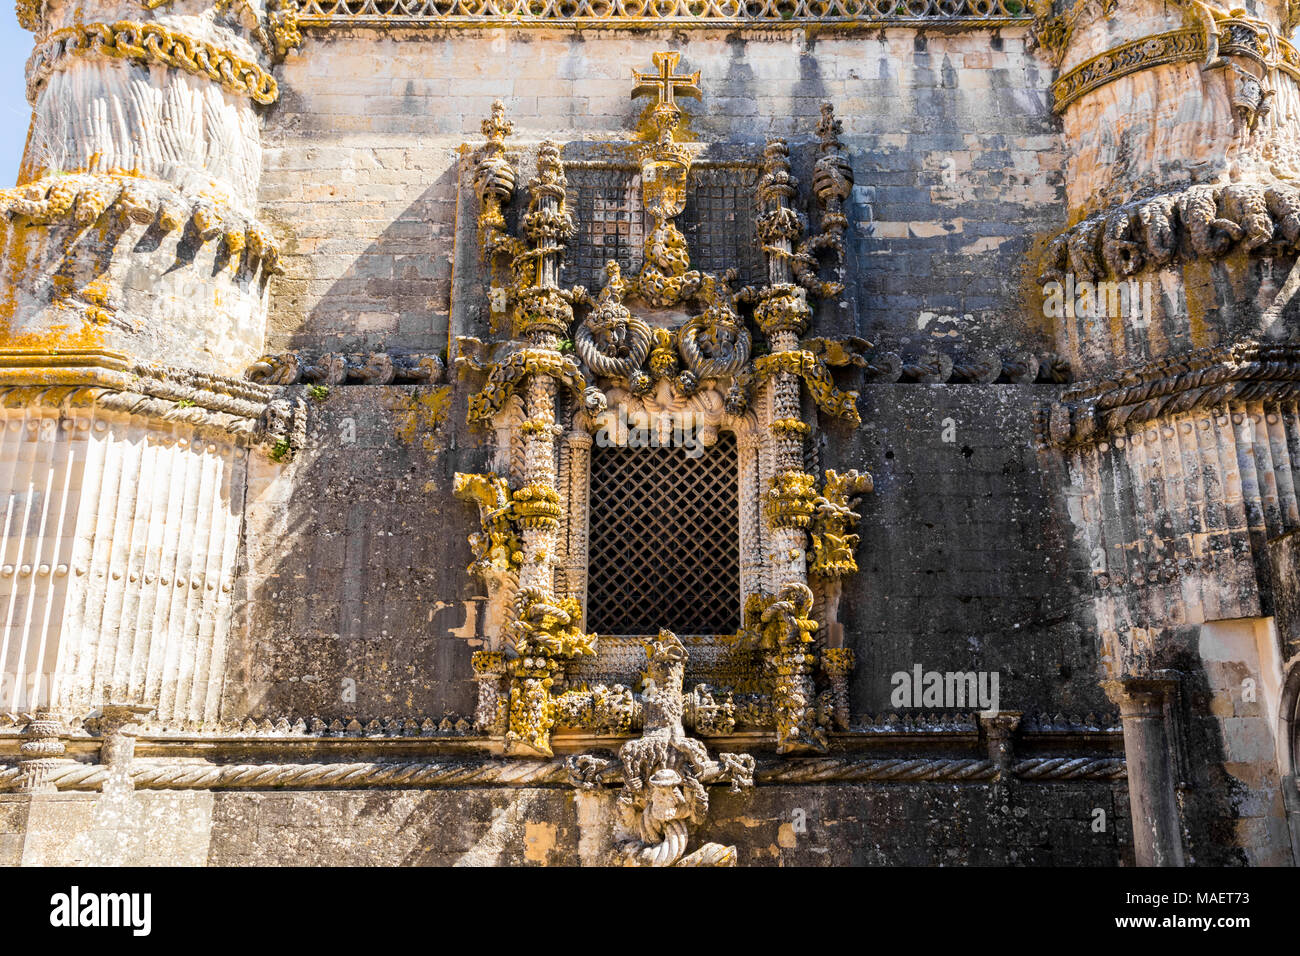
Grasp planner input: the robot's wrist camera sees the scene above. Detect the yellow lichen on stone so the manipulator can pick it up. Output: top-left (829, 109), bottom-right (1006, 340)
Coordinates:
top-left (387, 384), bottom-right (453, 458)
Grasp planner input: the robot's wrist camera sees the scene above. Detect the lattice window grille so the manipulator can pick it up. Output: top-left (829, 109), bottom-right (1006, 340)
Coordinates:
top-left (570, 169), bottom-right (646, 290)
top-left (682, 165), bottom-right (764, 288)
top-left (587, 432), bottom-right (740, 636)
top-left (566, 164), bottom-right (763, 292)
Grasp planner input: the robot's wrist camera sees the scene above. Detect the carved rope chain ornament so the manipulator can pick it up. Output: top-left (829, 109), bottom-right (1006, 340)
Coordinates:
top-left (0, 756), bottom-right (1126, 791)
top-left (26, 21), bottom-right (279, 106)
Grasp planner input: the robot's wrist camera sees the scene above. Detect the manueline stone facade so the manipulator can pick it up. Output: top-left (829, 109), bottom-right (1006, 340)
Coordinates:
top-left (0, 0), bottom-right (1297, 866)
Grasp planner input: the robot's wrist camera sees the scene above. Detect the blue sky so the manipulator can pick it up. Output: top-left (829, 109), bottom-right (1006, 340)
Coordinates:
top-left (0, 19), bottom-right (32, 186)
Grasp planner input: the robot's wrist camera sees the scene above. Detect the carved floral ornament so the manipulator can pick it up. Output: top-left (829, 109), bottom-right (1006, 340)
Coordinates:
top-left (1048, 8), bottom-right (1300, 113)
top-left (453, 53), bottom-right (875, 818)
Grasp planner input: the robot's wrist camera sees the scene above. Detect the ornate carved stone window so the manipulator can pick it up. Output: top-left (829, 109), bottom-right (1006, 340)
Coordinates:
top-left (455, 57), bottom-right (873, 771)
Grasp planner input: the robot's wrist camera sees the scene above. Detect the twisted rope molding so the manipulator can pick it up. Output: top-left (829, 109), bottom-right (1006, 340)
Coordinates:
top-left (1042, 342), bottom-right (1300, 447)
top-left (1012, 756), bottom-right (1127, 779)
top-left (27, 22), bottom-right (278, 106)
top-left (0, 755), bottom-right (1125, 791)
top-left (756, 758), bottom-right (997, 782)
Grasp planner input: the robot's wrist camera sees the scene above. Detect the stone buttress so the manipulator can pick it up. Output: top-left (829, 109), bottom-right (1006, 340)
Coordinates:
top-left (1036, 0), bottom-right (1300, 864)
top-left (0, 0), bottom-right (302, 768)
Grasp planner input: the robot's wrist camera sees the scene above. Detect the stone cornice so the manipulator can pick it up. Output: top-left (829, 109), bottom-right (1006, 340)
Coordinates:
top-left (0, 349), bottom-right (305, 455)
top-left (1041, 341), bottom-right (1300, 447)
top-left (26, 21), bottom-right (279, 106)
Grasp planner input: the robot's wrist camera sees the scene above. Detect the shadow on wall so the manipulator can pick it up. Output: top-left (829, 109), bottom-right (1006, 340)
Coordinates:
top-left (263, 166), bottom-right (460, 357)
top-left (834, 384), bottom-right (1116, 721)
top-left (221, 173), bottom-right (490, 725)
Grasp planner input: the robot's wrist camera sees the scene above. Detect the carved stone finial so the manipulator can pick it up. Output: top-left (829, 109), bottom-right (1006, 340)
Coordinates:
top-left (481, 98), bottom-right (514, 146)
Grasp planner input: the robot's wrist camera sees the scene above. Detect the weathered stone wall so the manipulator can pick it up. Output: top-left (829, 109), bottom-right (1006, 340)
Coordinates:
top-left (242, 25), bottom-right (1081, 719)
top-left (260, 27), bottom-right (1062, 360)
top-left (224, 383), bottom-right (481, 723)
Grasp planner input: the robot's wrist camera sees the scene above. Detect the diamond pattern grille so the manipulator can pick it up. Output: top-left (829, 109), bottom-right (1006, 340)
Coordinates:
top-left (588, 433), bottom-right (739, 636)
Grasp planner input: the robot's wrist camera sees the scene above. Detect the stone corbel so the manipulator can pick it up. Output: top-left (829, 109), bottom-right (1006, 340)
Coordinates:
top-left (980, 711), bottom-right (1022, 782)
top-left (96, 704), bottom-right (154, 794)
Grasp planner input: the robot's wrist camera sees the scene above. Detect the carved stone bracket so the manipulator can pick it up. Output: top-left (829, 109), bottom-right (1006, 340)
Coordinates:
top-left (566, 631), bottom-right (755, 866)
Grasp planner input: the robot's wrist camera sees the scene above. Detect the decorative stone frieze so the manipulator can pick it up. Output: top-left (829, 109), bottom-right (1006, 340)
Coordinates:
top-left (246, 350), bottom-right (444, 386)
top-left (296, 0), bottom-right (1033, 26)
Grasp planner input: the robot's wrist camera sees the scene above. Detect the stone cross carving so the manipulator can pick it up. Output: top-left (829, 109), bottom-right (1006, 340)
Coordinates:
top-left (632, 51), bottom-right (702, 114)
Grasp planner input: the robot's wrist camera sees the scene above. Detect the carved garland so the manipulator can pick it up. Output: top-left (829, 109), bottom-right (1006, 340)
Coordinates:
top-left (26, 21), bottom-right (279, 106)
top-left (1050, 18), bottom-right (1300, 113)
top-left (1037, 180), bottom-right (1300, 285)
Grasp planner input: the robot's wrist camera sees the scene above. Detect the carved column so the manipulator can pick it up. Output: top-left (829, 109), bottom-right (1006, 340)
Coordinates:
top-left (499, 141), bottom-right (589, 758)
top-left (1038, 0), bottom-right (1300, 862)
top-left (736, 429), bottom-right (765, 601)
top-left (5, 2), bottom-right (296, 373)
top-left (563, 429), bottom-right (592, 612)
top-left (1105, 677), bottom-right (1186, 867)
top-left (16, 710), bottom-right (66, 793)
top-left (0, 4), bottom-right (300, 723)
top-left (757, 140), bottom-right (813, 592)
